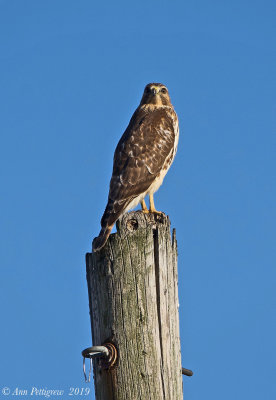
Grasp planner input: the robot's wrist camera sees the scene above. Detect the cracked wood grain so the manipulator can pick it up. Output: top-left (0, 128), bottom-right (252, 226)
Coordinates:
top-left (86, 211), bottom-right (183, 400)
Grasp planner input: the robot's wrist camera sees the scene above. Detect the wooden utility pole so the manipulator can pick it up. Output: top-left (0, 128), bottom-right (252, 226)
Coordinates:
top-left (86, 210), bottom-right (183, 400)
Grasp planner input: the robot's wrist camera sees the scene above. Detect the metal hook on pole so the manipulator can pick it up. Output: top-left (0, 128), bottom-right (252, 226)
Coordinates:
top-left (81, 343), bottom-right (118, 382)
top-left (182, 367), bottom-right (193, 377)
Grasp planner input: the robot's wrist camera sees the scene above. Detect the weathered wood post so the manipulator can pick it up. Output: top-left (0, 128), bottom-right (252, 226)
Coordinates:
top-left (86, 210), bottom-right (183, 399)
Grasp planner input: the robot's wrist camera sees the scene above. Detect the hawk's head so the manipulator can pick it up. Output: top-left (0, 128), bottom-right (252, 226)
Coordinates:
top-left (140, 83), bottom-right (172, 107)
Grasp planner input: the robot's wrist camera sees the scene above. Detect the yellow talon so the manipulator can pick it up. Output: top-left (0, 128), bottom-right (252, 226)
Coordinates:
top-left (140, 199), bottom-right (149, 214)
top-left (149, 194), bottom-right (163, 215)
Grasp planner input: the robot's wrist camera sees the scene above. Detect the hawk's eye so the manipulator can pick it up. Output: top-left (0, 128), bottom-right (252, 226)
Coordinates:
top-left (145, 87), bottom-right (151, 94)
top-left (161, 88), bottom-right (167, 94)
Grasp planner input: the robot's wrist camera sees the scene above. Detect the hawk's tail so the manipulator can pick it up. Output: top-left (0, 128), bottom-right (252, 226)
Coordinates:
top-left (93, 198), bottom-right (130, 252)
top-left (92, 224), bottom-right (113, 252)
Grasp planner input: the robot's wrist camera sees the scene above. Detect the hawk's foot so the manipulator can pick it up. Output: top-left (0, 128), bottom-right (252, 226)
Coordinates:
top-left (140, 199), bottom-right (149, 214)
top-left (149, 208), bottom-right (164, 216)
top-left (149, 194), bottom-right (164, 216)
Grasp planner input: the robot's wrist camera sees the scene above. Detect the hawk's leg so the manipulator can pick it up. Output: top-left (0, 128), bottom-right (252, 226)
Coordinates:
top-left (149, 194), bottom-right (163, 215)
top-left (140, 199), bottom-right (149, 214)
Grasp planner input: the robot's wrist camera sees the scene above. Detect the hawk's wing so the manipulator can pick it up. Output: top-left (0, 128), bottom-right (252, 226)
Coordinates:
top-left (101, 106), bottom-right (176, 227)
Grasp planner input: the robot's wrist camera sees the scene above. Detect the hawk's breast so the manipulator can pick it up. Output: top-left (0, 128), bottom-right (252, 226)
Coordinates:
top-left (147, 108), bottom-right (179, 195)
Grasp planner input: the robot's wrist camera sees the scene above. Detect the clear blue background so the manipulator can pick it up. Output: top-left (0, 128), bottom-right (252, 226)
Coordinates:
top-left (0, 1), bottom-right (275, 399)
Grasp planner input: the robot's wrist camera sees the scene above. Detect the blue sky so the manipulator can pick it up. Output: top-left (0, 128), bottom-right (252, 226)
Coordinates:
top-left (0, 1), bottom-right (275, 399)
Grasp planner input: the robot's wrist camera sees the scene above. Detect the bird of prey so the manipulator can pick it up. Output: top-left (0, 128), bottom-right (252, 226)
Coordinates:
top-left (93, 83), bottom-right (179, 252)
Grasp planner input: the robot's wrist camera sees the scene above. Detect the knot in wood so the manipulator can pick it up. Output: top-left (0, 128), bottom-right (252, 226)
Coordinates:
top-left (116, 210), bottom-right (168, 236)
top-left (126, 218), bottom-right (139, 232)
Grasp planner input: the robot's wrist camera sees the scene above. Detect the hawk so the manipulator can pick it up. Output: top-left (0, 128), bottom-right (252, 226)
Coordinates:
top-left (93, 83), bottom-right (179, 252)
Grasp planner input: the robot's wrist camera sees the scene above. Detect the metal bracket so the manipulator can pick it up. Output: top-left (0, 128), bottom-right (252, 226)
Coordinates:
top-left (182, 367), bottom-right (193, 377)
top-left (82, 343), bottom-right (118, 382)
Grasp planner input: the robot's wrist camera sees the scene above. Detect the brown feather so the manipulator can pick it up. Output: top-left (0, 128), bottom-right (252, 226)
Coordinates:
top-left (93, 83), bottom-right (179, 252)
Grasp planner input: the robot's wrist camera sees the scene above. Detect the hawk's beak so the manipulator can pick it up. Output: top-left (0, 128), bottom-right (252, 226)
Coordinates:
top-left (151, 87), bottom-right (157, 95)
